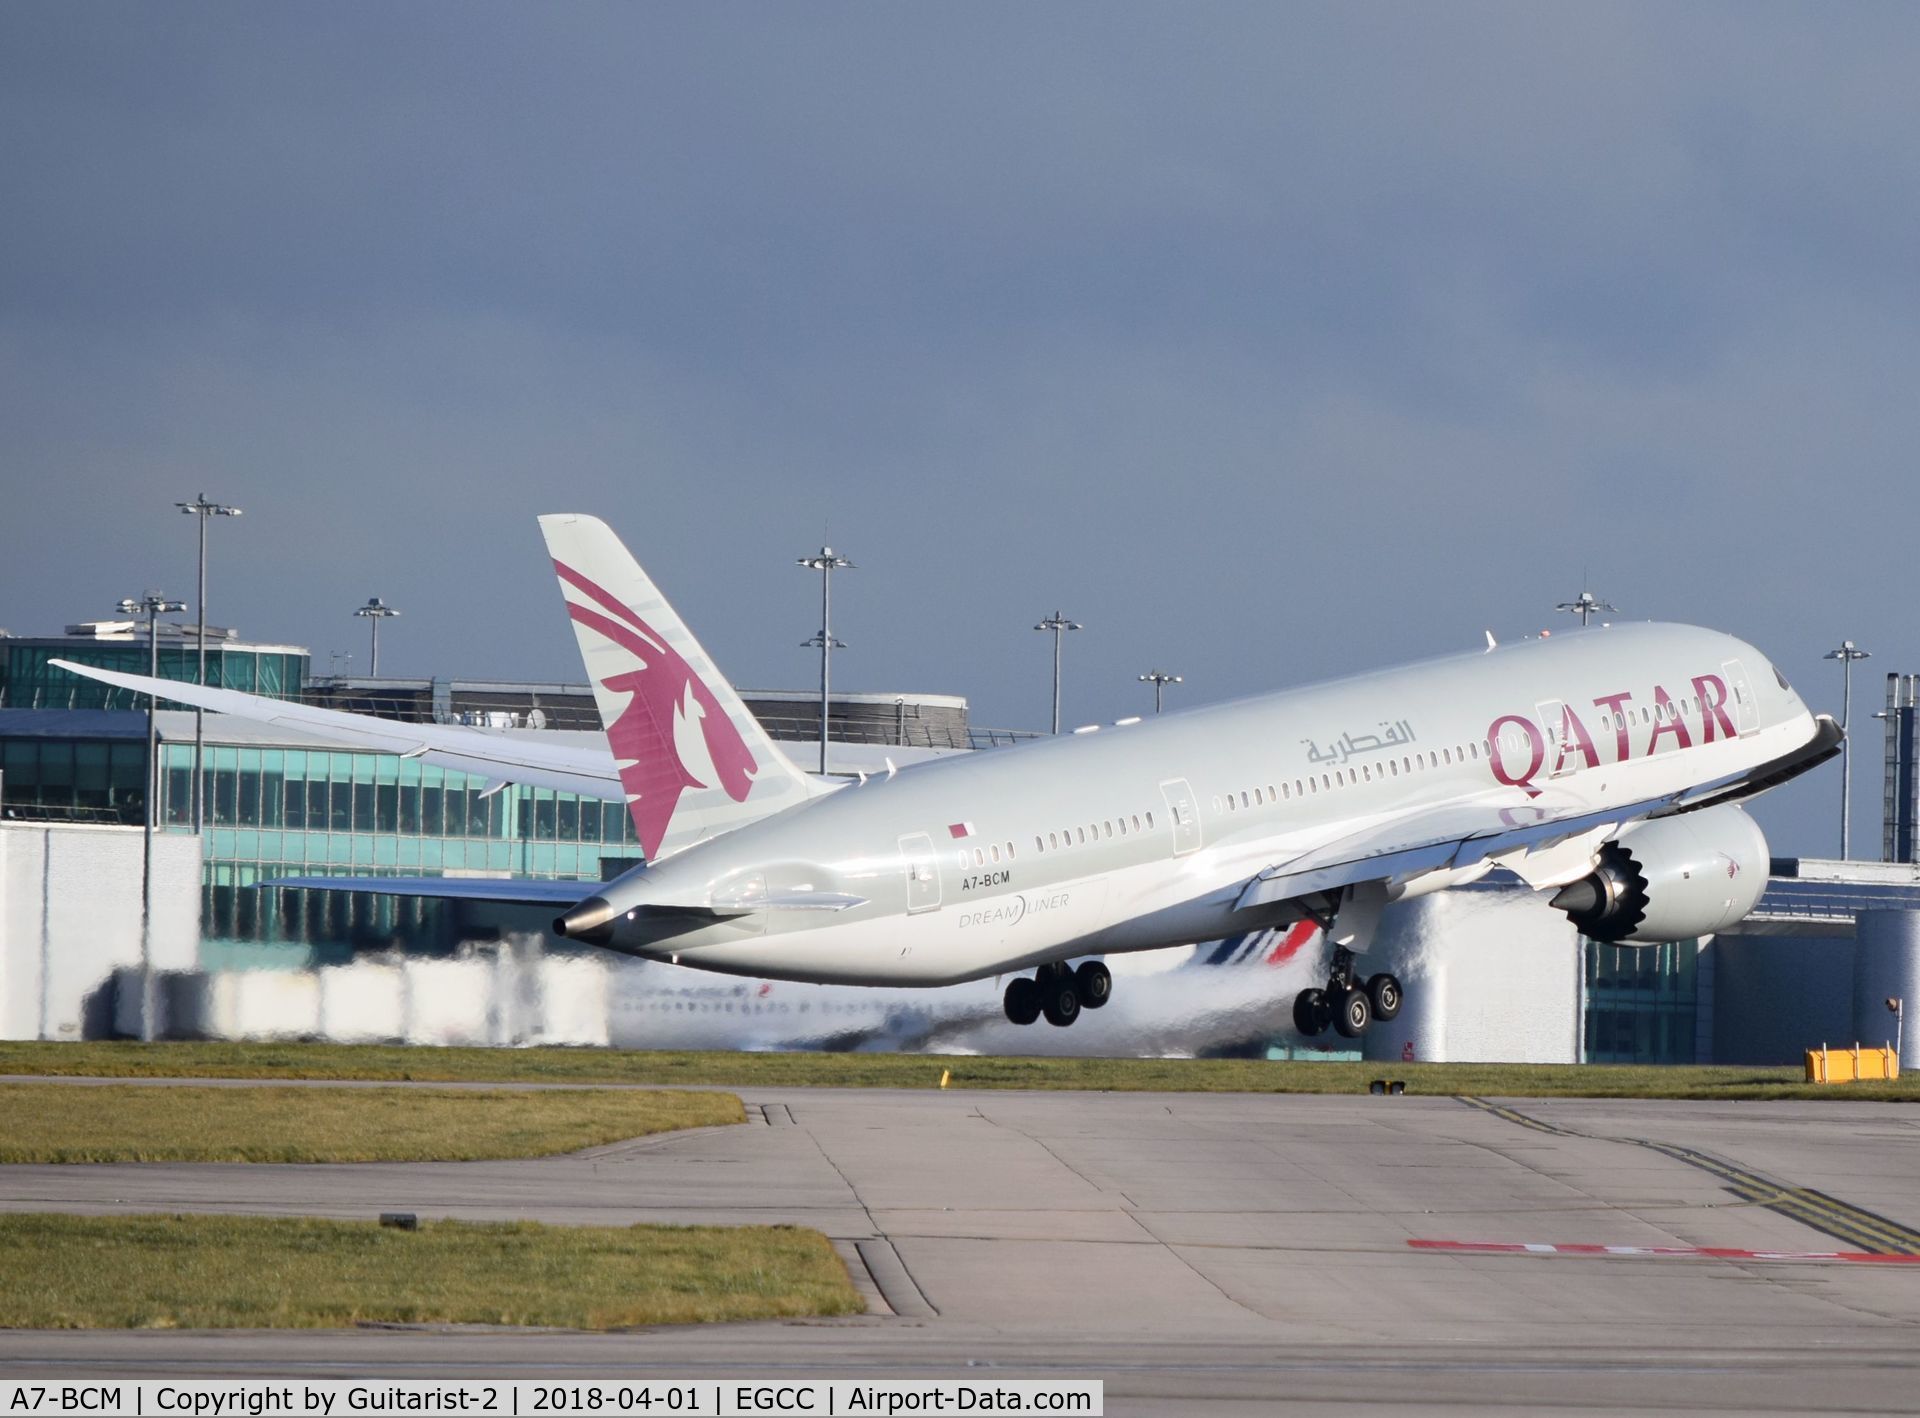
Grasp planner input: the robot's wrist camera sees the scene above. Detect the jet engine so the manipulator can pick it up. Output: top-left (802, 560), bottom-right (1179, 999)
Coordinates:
top-left (1548, 803), bottom-right (1768, 944)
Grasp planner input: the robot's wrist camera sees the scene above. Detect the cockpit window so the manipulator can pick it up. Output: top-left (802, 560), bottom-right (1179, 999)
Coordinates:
top-left (1774, 665), bottom-right (1791, 691)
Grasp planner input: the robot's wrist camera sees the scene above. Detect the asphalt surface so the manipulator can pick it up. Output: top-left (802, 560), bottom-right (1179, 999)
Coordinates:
top-left (6, 1084), bottom-right (1920, 1414)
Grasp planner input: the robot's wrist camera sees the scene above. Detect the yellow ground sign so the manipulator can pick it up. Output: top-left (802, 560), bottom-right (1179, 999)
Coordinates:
top-left (1805, 1045), bottom-right (1900, 1083)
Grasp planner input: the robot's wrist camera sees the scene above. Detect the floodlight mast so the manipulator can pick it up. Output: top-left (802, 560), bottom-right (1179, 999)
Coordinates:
top-left (175, 495), bottom-right (241, 834)
top-left (1139, 669), bottom-right (1182, 715)
top-left (117, 592), bottom-right (187, 1044)
top-left (1826, 639), bottom-right (1872, 859)
top-left (353, 597), bottom-right (400, 677)
top-left (1034, 612), bottom-right (1082, 735)
top-left (797, 548), bottom-right (853, 774)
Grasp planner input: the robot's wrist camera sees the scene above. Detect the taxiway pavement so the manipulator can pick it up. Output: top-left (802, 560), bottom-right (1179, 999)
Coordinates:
top-left (6, 1085), bottom-right (1920, 1414)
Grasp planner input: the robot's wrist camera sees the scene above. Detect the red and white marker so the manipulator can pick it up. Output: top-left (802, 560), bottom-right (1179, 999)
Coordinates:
top-left (1410, 1239), bottom-right (1920, 1265)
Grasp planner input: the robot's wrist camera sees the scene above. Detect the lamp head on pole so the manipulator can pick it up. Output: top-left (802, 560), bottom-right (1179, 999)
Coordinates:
top-left (353, 596), bottom-right (400, 622)
top-left (1826, 640), bottom-right (1872, 665)
top-left (176, 494), bottom-right (242, 518)
top-left (1034, 612), bottom-right (1082, 634)
top-left (118, 594), bottom-right (188, 618)
top-left (797, 548), bottom-right (854, 573)
top-left (1554, 588), bottom-right (1618, 625)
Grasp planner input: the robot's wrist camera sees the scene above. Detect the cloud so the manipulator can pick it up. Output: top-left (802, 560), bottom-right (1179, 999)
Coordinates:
top-left (4, 1), bottom-right (1918, 853)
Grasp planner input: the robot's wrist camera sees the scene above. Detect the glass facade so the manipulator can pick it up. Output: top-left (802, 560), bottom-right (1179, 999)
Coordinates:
top-left (1, 728), bottom-right (638, 969)
top-left (1, 735), bottom-right (150, 823)
top-left (2, 643), bottom-right (307, 711)
top-left (154, 742), bottom-right (639, 966)
top-left (1582, 938), bottom-right (1701, 1063)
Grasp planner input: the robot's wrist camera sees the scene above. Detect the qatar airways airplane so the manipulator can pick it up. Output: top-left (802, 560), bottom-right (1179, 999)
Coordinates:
top-left (59, 514), bottom-right (1839, 1041)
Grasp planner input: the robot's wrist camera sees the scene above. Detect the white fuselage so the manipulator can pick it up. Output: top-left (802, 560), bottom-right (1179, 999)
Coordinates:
top-left (592, 623), bottom-right (1816, 986)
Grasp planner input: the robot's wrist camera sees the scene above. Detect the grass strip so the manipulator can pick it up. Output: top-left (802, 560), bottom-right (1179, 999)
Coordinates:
top-left (0, 1083), bottom-right (742, 1163)
top-left (3, 1041), bottom-right (1918, 1100)
top-left (0, 1213), bottom-right (861, 1329)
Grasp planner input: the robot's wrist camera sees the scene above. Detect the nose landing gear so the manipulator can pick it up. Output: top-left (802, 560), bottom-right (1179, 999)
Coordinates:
top-left (1003, 959), bottom-right (1111, 1027)
top-left (1293, 946), bottom-right (1402, 1040)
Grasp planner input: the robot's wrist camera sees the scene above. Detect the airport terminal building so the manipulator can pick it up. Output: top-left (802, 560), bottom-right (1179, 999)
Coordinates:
top-left (7, 618), bottom-right (1920, 1066)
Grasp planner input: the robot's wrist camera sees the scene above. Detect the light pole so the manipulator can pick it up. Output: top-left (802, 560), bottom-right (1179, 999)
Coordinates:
top-left (1888, 997), bottom-right (1905, 1071)
top-left (797, 548), bottom-right (853, 774)
top-left (1034, 612), bottom-right (1081, 735)
top-left (176, 495), bottom-right (241, 835)
top-left (1826, 639), bottom-right (1871, 859)
top-left (1555, 588), bottom-right (1618, 627)
top-left (354, 597), bottom-right (400, 677)
top-left (1139, 669), bottom-right (1182, 714)
top-left (118, 592), bottom-right (187, 1043)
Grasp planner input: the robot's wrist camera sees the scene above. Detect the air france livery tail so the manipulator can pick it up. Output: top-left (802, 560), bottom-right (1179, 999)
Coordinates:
top-left (540, 514), bottom-right (827, 861)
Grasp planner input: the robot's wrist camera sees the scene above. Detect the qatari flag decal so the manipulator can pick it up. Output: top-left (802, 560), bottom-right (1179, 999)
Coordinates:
top-left (948, 822), bottom-right (975, 839)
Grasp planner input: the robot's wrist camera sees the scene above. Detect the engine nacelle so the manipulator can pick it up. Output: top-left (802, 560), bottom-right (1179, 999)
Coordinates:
top-left (1548, 803), bottom-right (1768, 944)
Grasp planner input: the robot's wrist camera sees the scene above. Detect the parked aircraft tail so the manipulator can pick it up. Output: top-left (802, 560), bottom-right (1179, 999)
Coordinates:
top-left (1199, 919), bottom-right (1323, 968)
top-left (539, 513), bottom-right (827, 861)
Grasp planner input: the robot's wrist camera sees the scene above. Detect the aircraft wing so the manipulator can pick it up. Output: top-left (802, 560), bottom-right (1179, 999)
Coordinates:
top-left (49, 660), bottom-right (623, 800)
top-left (265, 875), bottom-right (593, 906)
top-left (1236, 793), bottom-right (1670, 908)
top-left (1239, 714), bottom-right (1841, 910)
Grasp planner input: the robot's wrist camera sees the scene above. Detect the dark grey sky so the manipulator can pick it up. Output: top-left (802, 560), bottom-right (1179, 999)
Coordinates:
top-left (5, 3), bottom-right (1918, 856)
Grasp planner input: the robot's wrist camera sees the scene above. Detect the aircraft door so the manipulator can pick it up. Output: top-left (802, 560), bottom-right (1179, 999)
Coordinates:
top-left (1160, 779), bottom-right (1202, 856)
top-left (1723, 660), bottom-right (1761, 737)
top-left (899, 832), bottom-right (942, 914)
top-left (1536, 700), bottom-right (1574, 778)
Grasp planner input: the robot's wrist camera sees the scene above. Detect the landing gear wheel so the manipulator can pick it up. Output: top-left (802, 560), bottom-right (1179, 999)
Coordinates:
top-left (1334, 986), bottom-right (1373, 1039)
top-left (1075, 960), bottom-right (1112, 1010)
top-left (1042, 983), bottom-right (1081, 1028)
top-left (1366, 972), bottom-right (1403, 1023)
top-left (1293, 988), bottom-right (1328, 1037)
top-left (1003, 976), bottom-right (1041, 1026)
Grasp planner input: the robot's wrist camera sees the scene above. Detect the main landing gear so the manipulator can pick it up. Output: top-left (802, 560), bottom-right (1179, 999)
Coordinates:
top-left (1293, 946), bottom-right (1402, 1040)
top-left (1003, 959), bottom-right (1112, 1028)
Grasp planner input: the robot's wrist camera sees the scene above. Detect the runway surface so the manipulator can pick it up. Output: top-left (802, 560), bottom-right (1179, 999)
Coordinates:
top-left (7, 1083), bottom-right (1920, 1414)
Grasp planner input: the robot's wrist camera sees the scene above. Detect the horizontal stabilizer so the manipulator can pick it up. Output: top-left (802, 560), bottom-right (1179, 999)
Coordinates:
top-left (264, 876), bottom-right (593, 907)
top-left (49, 660), bottom-right (623, 802)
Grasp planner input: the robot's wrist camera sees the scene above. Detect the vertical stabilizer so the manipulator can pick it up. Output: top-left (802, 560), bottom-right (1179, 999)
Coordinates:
top-left (539, 514), bottom-right (823, 860)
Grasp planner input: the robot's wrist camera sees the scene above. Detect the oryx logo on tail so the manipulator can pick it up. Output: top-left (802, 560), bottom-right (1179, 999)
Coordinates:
top-left (555, 558), bottom-right (760, 859)
top-left (542, 513), bottom-right (825, 862)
